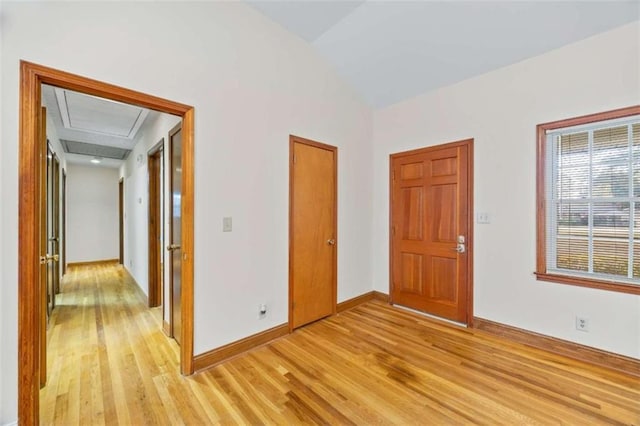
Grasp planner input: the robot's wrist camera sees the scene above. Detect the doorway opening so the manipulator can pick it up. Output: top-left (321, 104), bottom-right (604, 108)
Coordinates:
top-left (18, 61), bottom-right (195, 424)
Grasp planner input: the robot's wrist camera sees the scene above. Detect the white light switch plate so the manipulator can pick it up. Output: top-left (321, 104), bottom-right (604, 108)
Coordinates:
top-left (223, 217), bottom-right (232, 232)
top-left (477, 212), bottom-right (490, 224)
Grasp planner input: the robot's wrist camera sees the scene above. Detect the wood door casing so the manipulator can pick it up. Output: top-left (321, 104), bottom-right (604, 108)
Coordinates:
top-left (390, 139), bottom-right (473, 324)
top-left (289, 136), bottom-right (337, 330)
top-left (169, 123), bottom-right (183, 344)
top-left (19, 62), bottom-right (196, 425)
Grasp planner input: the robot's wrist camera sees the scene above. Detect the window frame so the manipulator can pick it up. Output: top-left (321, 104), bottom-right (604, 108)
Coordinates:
top-left (536, 105), bottom-right (640, 295)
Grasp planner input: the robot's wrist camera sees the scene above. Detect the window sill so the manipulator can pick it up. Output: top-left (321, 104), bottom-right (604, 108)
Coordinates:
top-left (535, 272), bottom-right (640, 295)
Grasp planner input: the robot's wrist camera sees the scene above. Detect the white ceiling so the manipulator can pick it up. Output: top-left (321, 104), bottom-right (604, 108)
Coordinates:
top-left (247, 1), bottom-right (640, 108)
top-left (42, 84), bottom-right (157, 168)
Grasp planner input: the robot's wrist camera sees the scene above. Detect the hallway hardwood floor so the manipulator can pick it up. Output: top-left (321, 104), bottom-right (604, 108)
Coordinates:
top-left (40, 264), bottom-right (639, 425)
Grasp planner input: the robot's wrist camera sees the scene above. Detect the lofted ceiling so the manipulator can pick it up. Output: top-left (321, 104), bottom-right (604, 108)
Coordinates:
top-left (42, 84), bottom-right (156, 168)
top-left (247, 1), bottom-right (640, 108)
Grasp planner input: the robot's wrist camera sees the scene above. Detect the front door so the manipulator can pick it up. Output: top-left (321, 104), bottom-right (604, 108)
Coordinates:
top-left (289, 136), bottom-right (337, 329)
top-left (390, 139), bottom-right (473, 323)
top-left (168, 123), bottom-right (183, 344)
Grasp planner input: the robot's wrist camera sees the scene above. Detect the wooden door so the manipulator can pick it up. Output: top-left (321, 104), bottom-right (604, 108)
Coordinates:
top-left (289, 136), bottom-right (337, 329)
top-left (51, 154), bottom-right (60, 295)
top-left (148, 145), bottom-right (164, 308)
top-left (46, 146), bottom-right (55, 316)
top-left (390, 140), bottom-right (473, 324)
top-left (38, 107), bottom-right (47, 387)
top-left (168, 123), bottom-right (183, 344)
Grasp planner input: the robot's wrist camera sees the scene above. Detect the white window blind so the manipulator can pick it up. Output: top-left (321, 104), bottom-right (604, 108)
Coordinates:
top-left (545, 116), bottom-right (640, 284)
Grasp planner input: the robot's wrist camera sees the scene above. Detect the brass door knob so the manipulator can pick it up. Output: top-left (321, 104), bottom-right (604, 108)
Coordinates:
top-left (166, 244), bottom-right (181, 251)
top-left (327, 239), bottom-right (336, 246)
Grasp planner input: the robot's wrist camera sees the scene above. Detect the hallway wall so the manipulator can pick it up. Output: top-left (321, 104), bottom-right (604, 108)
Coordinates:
top-left (66, 165), bottom-right (120, 263)
top-left (121, 112), bottom-right (180, 301)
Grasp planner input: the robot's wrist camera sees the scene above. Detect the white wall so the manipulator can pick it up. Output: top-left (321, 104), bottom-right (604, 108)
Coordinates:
top-left (0, 3), bottom-right (373, 422)
top-left (372, 21), bottom-right (640, 359)
top-left (121, 112), bottom-right (180, 302)
top-left (66, 165), bottom-right (119, 263)
top-left (0, 1), bottom-right (4, 420)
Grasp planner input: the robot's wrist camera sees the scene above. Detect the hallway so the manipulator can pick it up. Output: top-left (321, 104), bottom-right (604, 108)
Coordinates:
top-left (40, 264), bottom-right (640, 424)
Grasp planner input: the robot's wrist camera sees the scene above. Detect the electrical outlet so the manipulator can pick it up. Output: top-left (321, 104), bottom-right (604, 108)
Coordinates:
top-left (576, 316), bottom-right (589, 332)
top-left (258, 304), bottom-right (267, 319)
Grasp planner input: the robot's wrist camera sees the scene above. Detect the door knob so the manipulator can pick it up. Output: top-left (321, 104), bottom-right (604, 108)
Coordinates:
top-left (166, 244), bottom-right (181, 251)
top-left (327, 239), bottom-right (336, 246)
top-left (451, 243), bottom-right (466, 254)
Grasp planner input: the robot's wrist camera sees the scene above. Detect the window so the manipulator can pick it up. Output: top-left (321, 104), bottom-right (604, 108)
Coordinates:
top-left (536, 106), bottom-right (640, 295)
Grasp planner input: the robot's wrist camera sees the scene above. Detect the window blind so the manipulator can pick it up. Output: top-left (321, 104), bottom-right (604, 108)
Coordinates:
top-left (546, 117), bottom-right (640, 284)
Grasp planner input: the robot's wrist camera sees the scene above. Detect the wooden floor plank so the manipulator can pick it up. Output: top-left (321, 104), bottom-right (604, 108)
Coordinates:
top-left (40, 264), bottom-right (640, 425)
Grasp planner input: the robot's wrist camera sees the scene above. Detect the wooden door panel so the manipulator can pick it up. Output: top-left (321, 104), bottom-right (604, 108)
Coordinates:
top-left (428, 256), bottom-right (457, 302)
top-left (431, 156), bottom-right (457, 177)
top-left (399, 252), bottom-right (424, 294)
top-left (430, 184), bottom-right (457, 243)
top-left (400, 162), bottom-right (424, 180)
top-left (401, 187), bottom-right (424, 241)
top-left (290, 137), bottom-right (337, 329)
top-left (391, 140), bottom-right (472, 323)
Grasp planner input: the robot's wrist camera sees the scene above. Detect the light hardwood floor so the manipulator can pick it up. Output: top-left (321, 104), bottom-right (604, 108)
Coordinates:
top-left (41, 264), bottom-right (640, 425)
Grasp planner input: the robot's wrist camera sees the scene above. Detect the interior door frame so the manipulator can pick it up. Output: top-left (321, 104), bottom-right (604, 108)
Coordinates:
top-left (147, 139), bottom-right (164, 308)
top-left (18, 61), bottom-right (196, 424)
top-left (388, 138), bottom-right (474, 325)
top-left (288, 135), bottom-right (338, 331)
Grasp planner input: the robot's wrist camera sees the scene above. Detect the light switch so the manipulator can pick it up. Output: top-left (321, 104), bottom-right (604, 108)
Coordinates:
top-left (477, 212), bottom-right (490, 224)
top-left (223, 217), bottom-right (232, 232)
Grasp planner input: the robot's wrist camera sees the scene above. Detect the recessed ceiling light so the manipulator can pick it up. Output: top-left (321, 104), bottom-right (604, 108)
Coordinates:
top-left (91, 157), bottom-right (102, 164)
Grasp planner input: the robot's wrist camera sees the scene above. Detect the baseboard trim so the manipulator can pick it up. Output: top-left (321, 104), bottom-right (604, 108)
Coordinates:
top-left (337, 291), bottom-right (389, 313)
top-left (193, 323), bottom-right (289, 373)
top-left (162, 320), bottom-right (172, 337)
top-left (67, 258), bottom-right (119, 267)
top-left (473, 317), bottom-right (640, 378)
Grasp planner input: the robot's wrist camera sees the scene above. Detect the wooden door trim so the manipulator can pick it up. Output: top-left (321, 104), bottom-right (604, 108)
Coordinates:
top-left (288, 135), bottom-right (338, 332)
top-left (147, 139), bottom-right (164, 308)
top-left (388, 138), bottom-right (474, 326)
top-left (18, 61), bottom-right (195, 425)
